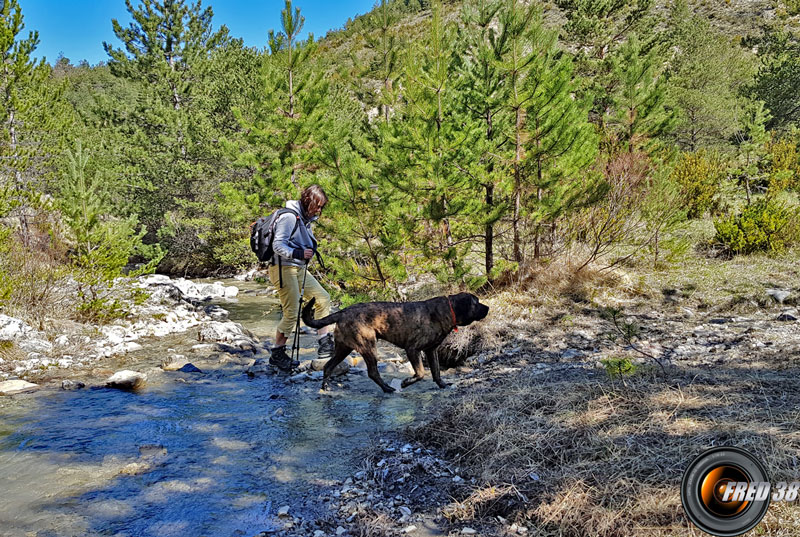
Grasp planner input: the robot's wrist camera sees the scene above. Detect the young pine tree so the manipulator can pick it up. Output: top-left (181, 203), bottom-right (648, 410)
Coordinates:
top-left (387, 1), bottom-right (483, 283)
top-left (500, 1), bottom-right (602, 261)
top-left (103, 0), bottom-right (231, 237)
top-left (608, 34), bottom-right (674, 154)
top-left (237, 0), bottom-right (328, 206)
top-left (456, 0), bottom-right (514, 278)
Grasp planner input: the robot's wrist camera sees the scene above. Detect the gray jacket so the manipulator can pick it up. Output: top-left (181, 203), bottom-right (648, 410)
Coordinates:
top-left (271, 199), bottom-right (318, 268)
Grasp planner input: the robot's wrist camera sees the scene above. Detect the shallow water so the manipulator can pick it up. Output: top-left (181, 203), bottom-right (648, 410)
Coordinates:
top-left (0, 280), bottom-right (441, 537)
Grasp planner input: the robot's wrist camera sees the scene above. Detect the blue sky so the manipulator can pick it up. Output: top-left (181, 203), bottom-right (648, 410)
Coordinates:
top-left (19, 0), bottom-right (378, 65)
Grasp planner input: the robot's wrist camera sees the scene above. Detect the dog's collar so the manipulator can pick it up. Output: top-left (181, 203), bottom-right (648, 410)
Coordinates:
top-left (447, 296), bottom-right (458, 332)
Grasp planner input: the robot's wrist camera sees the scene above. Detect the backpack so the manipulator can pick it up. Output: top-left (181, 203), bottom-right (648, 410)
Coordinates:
top-left (249, 208), bottom-right (300, 263)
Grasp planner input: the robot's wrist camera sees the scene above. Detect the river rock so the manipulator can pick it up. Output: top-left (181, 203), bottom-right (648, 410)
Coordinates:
top-left (203, 304), bottom-right (229, 321)
top-left (247, 358), bottom-right (271, 377)
top-left (310, 359), bottom-right (350, 376)
top-left (777, 310), bottom-right (798, 322)
top-left (18, 338), bottom-right (53, 354)
top-left (177, 363), bottom-right (203, 373)
top-left (0, 314), bottom-right (38, 340)
top-left (106, 370), bottom-right (146, 391)
top-left (0, 379), bottom-right (39, 395)
top-left (61, 380), bottom-right (85, 391)
top-left (197, 321), bottom-right (252, 343)
top-left (162, 354), bottom-right (188, 371)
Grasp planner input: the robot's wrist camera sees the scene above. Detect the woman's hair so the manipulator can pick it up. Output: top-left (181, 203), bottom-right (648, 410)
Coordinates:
top-left (300, 184), bottom-right (328, 212)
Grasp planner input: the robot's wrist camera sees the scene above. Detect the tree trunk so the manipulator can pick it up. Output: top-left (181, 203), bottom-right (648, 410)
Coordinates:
top-left (485, 183), bottom-right (494, 276)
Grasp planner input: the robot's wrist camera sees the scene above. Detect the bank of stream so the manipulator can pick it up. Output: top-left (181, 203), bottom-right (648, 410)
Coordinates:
top-left (0, 279), bottom-right (447, 537)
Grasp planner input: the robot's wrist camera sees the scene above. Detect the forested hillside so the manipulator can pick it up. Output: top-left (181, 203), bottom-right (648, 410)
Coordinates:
top-left (2, 0), bottom-right (800, 322)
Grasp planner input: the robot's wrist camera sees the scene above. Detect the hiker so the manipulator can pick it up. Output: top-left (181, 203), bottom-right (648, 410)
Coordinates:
top-left (268, 185), bottom-right (333, 371)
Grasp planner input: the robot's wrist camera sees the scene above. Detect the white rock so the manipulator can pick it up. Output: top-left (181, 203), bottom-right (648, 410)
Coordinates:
top-left (224, 286), bottom-right (239, 298)
top-left (461, 529), bottom-right (477, 535)
top-left (277, 505), bottom-right (290, 517)
top-left (0, 314), bottom-right (36, 340)
top-left (403, 526), bottom-right (417, 533)
top-left (336, 526), bottom-right (346, 536)
top-left (106, 370), bottom-right (146, 391)
top-left (389, 378), bottom-right (403, 392)
top-left (162, 354), bottom-right (188, 371)
top-left (197, 321), bottom-right (249, 343)
top-left (313, 531), bottom-right (326, 537)
top-left (18, 338), bottom-right (53, 353)
top-left (54, 335), bottom-right (70, 346)
top-left (0, 379), bottom-right (39, 395)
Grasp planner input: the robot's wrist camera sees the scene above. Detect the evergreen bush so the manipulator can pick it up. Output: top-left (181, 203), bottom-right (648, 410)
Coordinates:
top-left (671, 150), bottom-right (726, 218)
top-left (713, 197), bottom-right (798, 255)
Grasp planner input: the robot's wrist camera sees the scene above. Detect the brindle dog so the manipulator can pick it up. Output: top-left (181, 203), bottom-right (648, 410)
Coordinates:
top-left (301, 293), bottom-right (489, 393)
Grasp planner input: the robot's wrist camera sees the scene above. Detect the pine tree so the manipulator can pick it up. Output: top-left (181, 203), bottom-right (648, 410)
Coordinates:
top-left (316, 83), bottom-right (406, 294)
top-left (499, 0), bottom-right (601, 262)
top-left (663, 0), bottom-right (753, 151)
top-left (608, 34), bottom-right (674, 153)
top-left (733, 100), bottom-right (770, 204)
top-left (387, 0), bottom-right (481, 282)
top-left (456, 0), bottom-right (513, 277)
top-left (103, 0), bottom-right (231, 237)
top-left (747, 27), bottom-right (800, 130)
top-left (555, 0), bottom-right (656, 130)
top-left (238, 0), bottom-right (328, 206)
top-left (499, 0), bottom-right (538, 263)
top-left (1, 0), bottom-right (73, 244)
top-left (359, 0), bottom-right (402, 125)
top-left (522, 33), bottom-right (602, 260)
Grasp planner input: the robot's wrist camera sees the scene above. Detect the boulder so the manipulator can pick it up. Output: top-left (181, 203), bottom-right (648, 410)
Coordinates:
top-left (18, 338), bottom-right (53, 354)
top-left (61, 380), bottom-right (85, 391)
top-left (0, 379), bottom-right (39, 396)
top-left (105, 370), bottom-right (146, 391)
top-left (197, 321), bottom-right (252, 343)
top-left (177, 363), bottom-right (203, 373)
top-left (0, 314), bottom-right (36, 340)
top-left (161, 354), bottom-right (188, 371)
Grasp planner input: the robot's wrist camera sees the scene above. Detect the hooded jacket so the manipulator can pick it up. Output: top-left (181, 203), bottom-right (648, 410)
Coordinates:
top-left (271, 199), bottom-right (318, 268)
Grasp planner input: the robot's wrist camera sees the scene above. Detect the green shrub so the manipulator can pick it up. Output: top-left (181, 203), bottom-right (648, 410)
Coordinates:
top-left (713, 197), bottom-right (797, 255)
top-left (671, 150), bottom-right (727, 218)
top-left (600, 357), bottom-right (638, 379)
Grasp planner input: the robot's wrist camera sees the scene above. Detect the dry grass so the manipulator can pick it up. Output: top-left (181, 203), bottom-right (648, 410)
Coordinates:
top-left (409, 368), bottom-right (800, 536)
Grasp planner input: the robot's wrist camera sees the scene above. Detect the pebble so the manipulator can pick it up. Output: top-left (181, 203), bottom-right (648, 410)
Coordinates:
top-left (277, 505), bottom-right (290, 517)
top-left (403, 526), bottom-right (417, 533)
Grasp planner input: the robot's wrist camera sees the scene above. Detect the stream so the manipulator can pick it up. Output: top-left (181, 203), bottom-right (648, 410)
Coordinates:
top-left (0, 280), bottom-right (442, 537)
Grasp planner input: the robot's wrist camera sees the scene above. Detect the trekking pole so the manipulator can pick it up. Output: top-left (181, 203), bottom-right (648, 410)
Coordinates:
top-left (290, 259), bottom-right (310, 364)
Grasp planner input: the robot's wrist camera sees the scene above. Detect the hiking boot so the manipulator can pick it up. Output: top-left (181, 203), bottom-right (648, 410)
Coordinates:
top-left (269, 346), bottom-right (292, 372)
top-left (317, 334), bottom-right (334, 360)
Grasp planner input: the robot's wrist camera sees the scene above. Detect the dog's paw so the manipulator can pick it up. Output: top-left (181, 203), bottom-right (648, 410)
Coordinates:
top-left (381, 385), bottom-right (396, 394)
top-left (435, 381), bottom-right (451, 389)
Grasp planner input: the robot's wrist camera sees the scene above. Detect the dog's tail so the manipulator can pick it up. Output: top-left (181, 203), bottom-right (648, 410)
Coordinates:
top-left (302, 297), bottom-right (343, 329)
